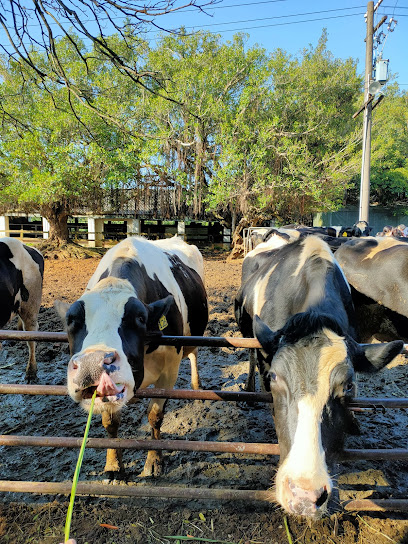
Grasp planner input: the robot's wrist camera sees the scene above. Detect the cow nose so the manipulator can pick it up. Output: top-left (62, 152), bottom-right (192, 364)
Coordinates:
top-left (287, 480), bottom-right (329, 517)
top-left (70, 350), bottom-right (109, 386)
top-left (102, 351), bottom-right (119, 373)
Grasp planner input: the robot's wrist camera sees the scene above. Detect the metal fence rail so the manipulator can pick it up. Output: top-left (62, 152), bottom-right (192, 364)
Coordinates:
top-left (1, 328), bottom-right (407, 512)
top-left (1, 481), bottom-right (408, 512)
top-left (1, 383), bottom-right (408, 410)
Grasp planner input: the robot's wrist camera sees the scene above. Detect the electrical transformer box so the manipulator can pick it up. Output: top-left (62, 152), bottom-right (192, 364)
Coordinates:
top-left (375, 59), bottom-right (389, 83)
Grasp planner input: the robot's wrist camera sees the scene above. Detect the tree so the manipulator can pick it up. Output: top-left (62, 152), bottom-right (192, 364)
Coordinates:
top-left (0, 0), bottom-right (215, 123)
top-left (207, 31), bottom-right (363, 231)
top-left (0, 35), bottom-right (146, 243)
top-left (140, 30), bottom-right (268, 219)
top-left (369, 85), bottom-right (408, 205)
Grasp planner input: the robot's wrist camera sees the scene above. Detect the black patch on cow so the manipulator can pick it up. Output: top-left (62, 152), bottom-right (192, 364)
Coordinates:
top-left (341, 237), bottom-right (378, 254)
top-left (23, 245), bottom-right (45, 277)
top-left (109, 255), bottom-right (207, 342)
top-left (278, 311), bottom-right (345, 348)
top-left (66, 300), bottom-right (88, 355)
top-left (257, 356), bottom-right (271, 392)
top-left (165, 253), bottom-right (208, 337)
top-left (118, 297), bottom-right (147, 388)
top-left (98, 268), bottom-right (110, 282)
top-left (19, 280), bottom-right (29, 302)
top-left (0, 241), bottom-right (25, 326)
top-left (0, 241), bottom-right (13, 261)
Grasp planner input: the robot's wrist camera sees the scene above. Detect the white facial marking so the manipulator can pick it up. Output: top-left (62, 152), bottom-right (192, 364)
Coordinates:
top-left (275, 330), bottom-right (347, 507)
top-left (283, 396), bottom-right (327, 480)
top-left (81, 279), bottom-right (134, 350)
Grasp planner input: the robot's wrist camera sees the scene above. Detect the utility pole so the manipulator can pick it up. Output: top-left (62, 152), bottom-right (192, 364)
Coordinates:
top-left (359, 1), bottom-right (374, 223)
top-left (358, 0), bottom-right (388, 224)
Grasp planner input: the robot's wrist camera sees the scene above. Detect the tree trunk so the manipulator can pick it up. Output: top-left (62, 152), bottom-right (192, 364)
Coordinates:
top-left (231, 210), bottom-right (237, 236)
top-left (41, 203), bottom-right (70, 245)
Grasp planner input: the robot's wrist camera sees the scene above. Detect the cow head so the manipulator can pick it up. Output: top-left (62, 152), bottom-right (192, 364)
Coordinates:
top-left (55, 277), bottom-right (173, 414)
top-left (351, 220), bottom-right (371, 237)
top-left (253, 311), bottom-right (402, 518)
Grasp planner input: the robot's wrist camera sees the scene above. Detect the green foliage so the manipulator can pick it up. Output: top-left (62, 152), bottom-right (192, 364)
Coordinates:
top-left (369, 85), bottom-right (408, 204)
top-left (0, 34), bottom-right (146, 239)
top-left (208, 30), bottom-right (362, 225)
top-left (2, 27), bottom-right (405, 238)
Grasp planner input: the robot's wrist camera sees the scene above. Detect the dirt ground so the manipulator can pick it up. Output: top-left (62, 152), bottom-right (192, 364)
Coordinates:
top-left (0, 246), bottom-right (407, 544)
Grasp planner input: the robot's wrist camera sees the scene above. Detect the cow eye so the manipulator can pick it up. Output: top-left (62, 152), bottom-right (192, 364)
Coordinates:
top-left (270, 371), bottom-right (278, 382)
top-left (136, 315), bottom-right (146, 325)
top-left (344, 380), bottom-right (354, 394)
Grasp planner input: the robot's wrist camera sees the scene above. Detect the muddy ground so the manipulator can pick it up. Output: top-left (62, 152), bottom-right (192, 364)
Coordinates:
top-left (0, 246), bottom-right (407, 544)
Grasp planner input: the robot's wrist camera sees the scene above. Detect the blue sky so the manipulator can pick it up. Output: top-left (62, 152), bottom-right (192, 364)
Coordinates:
top-left (158, 0), bottom-right (408, 89)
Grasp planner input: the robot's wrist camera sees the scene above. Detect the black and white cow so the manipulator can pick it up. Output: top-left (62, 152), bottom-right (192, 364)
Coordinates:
top-left (258, 227), bottom-right (353, 254)
top-left (0, 237), bottom-right (44, 382)
top-left (335, 236), bottom-right (408, 343)
top-left (338, 220), bottom-right (372, 238)
top-left (235, 235), bottom-right (402, 517)
top-left (56, 236), bottom-right (208, 477)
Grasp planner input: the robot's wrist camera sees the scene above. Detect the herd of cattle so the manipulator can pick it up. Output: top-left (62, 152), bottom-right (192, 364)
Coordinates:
top-left (0, 226), bottom-right (407, 519)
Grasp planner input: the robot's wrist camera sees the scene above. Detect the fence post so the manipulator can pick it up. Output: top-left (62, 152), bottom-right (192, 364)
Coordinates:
top-left (126, 218), bottom-right (141, 236)
top-left (42, 218), bottom-right (50, 240)
top-left (0, 215), bottom-right (10, 237)
top-left (87, 217), bottom-right (104, 248)
top-left (177, 221), bottom-right (185, 240)
top-left (223, 227), bottom-right (231, 244)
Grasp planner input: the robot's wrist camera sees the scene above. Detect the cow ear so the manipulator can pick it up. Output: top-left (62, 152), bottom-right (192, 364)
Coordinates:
top-left (54, 300), bottom-right (70, 328)
top-left (253, 315), bottom-right (279, 354)
top-left (146, 295), bottom-right (174, 332)
top-left (352, 340), bottom-right (403, 373)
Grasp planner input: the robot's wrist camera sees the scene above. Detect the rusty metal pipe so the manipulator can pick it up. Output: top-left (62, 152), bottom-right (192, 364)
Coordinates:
top-left (1, 384), bottom-right (407, 410)
top-left (0, 384), bottom-right (68, 396)
top-left (0, 480), bottom-right (272, 501)
top-left (1, 434), bottom-right (408, 460)
top-left (0, 384), bottom-right (272, 402)
top-left (0, 480), bottom-right (407, 512)
top-left (0, 330), bottom-right (68, 342)
top-left (147, 335), bottom-right (262, 348)
top-left (0, 329), bottom-right (262, 348)
top-left (344, 498), bottom-right (408, 512)
top-left (0, 435), bottom-right (280, 455)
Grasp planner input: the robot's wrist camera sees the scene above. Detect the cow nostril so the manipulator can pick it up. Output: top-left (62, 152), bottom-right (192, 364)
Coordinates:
top-left (315, 487), bottom-right (328, 508)
top-left (103, 351), bottom-right (116, 363)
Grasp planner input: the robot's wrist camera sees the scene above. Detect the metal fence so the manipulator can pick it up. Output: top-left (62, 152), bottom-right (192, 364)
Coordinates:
top-left (0, 330), bottom-right (407, 512)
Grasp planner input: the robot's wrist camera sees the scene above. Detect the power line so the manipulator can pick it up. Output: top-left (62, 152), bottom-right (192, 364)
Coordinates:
top-left (0, 7), bottom-right (369, 46)
top-left (182, 6), bottom-right (368, 29)
top-left (0, 12), bottom-right (368, 49)
top-left (3, 11), bottom-right (407, 49)
top-left (186, 12), bottom-right (367, 33)
top-left (192, 11), bottom-right (406, 33)
top-left (0, 4), bottom-right (368, 31)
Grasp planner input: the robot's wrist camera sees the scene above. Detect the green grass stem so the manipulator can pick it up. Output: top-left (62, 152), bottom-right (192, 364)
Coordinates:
top-left (283, 516), bottom-right (293, 544)
top-left (64, 389), bottom-right (97, 543)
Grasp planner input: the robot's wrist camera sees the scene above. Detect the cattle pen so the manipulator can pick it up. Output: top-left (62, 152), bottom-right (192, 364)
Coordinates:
top-left (0, 330), bottom-right (407, 515)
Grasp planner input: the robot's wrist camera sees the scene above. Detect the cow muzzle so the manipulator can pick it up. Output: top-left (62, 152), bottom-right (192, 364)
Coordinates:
top-left (280, 477), bottom-right (330, 518)
top-left (67, 349), bottom-right (133, 412)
